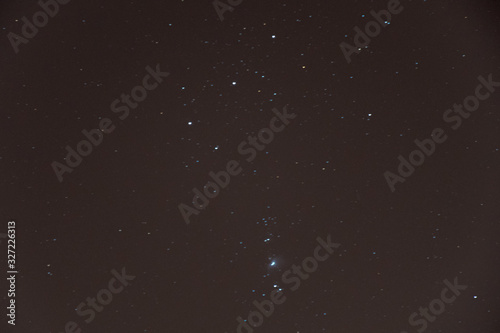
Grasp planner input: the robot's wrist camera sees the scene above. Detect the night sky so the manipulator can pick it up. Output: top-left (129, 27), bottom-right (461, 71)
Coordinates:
top-left (1, 0), bottom-right (500, 332)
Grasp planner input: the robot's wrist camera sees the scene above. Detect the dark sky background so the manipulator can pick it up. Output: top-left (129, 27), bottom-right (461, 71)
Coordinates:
top-left (1, 0), bottom-right (500, 332)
